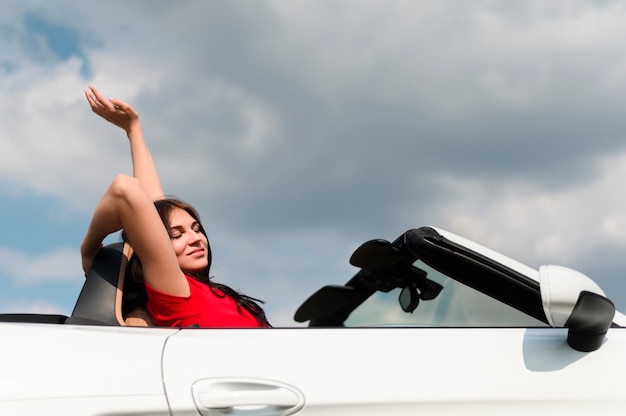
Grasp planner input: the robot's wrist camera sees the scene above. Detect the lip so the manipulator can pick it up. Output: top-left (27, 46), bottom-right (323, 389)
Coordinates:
top-left (188, 248), bottom-right (205, 257)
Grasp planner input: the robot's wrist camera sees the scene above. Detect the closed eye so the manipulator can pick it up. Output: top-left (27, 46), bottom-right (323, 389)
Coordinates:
top-left (169, 226), bottom-right (183, 239)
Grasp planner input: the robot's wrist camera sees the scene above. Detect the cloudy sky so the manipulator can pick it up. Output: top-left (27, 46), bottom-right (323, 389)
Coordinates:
top-left (1, 0), bottom-right (626, 326)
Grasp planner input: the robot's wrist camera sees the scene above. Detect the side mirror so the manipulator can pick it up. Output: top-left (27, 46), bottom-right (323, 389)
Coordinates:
top-left (539, 265), bottom-right (615, 352)
top-left (399, 284), bottom-right (419, 313)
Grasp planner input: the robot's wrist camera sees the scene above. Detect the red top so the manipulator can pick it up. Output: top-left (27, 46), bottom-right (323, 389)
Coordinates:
top-left (145, 274), bottom-right (263, 328)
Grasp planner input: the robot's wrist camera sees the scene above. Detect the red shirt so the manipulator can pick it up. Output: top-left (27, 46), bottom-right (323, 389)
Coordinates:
top-left (145, 274), bottom-right (262, 328)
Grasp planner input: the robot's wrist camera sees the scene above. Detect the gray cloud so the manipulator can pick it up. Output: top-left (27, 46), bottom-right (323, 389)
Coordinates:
top-left (2, 1), bottom-right (626, 324)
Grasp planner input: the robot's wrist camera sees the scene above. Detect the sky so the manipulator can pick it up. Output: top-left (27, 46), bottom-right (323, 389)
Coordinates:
top-left (1, 0), bottom-right (626, 326)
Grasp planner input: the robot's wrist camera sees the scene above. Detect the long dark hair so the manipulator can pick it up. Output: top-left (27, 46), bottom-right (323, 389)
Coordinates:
top-left (123, 198), bottom-right (270, 327)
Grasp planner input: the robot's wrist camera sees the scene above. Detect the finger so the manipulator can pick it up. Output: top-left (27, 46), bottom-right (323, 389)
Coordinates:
top-left (84, 89), bottom-right (100, 109)
top-left (89, 86), bottom-right (115, 111)
top-left (109, 97), bottom-right (136, 116)
top-left (85, 91), bottom-right (110, 119)
top-left (108, 97), bottom-right (123, 109)
top-left (85, 88), bottom-right (105, 110)
top-left (88, 85), bottom-right (103, 99)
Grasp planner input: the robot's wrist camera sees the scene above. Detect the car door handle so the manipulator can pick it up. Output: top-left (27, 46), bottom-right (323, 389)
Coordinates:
top-left (192, 378), bottom-right (305, 416)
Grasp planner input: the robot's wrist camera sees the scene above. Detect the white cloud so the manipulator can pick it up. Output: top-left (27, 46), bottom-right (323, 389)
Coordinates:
top-left (0, 246), bottom-right (81, 285)
top-left (430, 149), bottom-right (626, 272)
top-left (2, 0), bottom-right (626, 319)
top-left (0, 300), bottom-right (67, 315)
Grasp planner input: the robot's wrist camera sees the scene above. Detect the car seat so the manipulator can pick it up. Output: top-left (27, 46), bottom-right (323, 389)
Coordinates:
top-left (65, 242), bottom-right (132, 326)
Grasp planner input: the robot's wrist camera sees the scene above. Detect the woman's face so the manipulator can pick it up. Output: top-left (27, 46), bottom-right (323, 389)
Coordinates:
top-left (168, 207), bottom-right (209, 274)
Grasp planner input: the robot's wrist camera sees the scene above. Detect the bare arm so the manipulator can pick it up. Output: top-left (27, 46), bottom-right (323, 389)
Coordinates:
top-left (81, 174), bottom-right (189, 296)
top-left (82, 87), bottom-right (189, 296)
top-left (84, 86), bottom-right (164, 201)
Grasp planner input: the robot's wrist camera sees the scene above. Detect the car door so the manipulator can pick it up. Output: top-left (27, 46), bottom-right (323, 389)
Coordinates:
top-left (161, 326), bottom-right (626, 415)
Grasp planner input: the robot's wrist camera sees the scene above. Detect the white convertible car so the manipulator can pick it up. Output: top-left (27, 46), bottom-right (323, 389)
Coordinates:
top-left (1, 226), bottom-right (624, 415)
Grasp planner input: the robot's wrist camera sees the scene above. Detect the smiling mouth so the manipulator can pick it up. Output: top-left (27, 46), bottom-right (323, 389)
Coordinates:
top-left (188, 248), bottom-right (205, 256)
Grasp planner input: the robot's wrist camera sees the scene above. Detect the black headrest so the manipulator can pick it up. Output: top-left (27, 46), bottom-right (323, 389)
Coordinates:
top-left (65, 243), bottom-right (130, 326)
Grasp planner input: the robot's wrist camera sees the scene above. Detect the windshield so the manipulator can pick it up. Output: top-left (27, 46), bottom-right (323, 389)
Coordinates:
top-left (345, 259), bottom-right (548, 327)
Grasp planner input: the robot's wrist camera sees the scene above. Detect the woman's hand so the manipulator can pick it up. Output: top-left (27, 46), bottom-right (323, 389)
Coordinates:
top-left (84, 85), bottom-right (140, 135)
top-left (81, 239), bottom-right (103, 277)
top-left (84, 85), bottom-right (164, 201)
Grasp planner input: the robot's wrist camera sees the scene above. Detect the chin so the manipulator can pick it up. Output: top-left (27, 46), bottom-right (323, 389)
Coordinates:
top-left (183, 264), bottom-right (207, 275)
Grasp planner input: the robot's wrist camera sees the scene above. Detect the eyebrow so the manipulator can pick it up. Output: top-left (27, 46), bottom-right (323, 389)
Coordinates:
top-left (169, 221), bottom-right (200, 231)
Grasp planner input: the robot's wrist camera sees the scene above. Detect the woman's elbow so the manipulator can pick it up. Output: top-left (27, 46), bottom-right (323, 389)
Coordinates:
top-left (107, 174), bottom-right (142, 202)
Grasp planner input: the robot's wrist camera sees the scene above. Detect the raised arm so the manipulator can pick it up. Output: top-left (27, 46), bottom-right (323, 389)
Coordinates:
top-left (84, 86), bottom-right (164, 201)
top-left (81, 174), bottom-right (189, 296)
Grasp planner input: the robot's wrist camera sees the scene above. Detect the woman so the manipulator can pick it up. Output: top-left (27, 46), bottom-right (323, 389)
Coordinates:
top-left (81, 86), bottom-right (270, 328)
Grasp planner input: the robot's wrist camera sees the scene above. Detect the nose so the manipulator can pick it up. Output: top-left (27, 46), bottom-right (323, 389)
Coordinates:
top-left (188, 230), bottom-right (202, 245)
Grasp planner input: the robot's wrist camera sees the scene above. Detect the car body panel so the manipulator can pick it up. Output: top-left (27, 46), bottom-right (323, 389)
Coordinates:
top-left (2, 324), bottom-right (624, 415)
top-left (162, 327), bottom-right (626, 415)
top-left (0, 323), bottom-right (178, 415)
